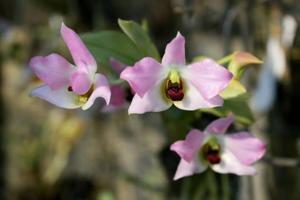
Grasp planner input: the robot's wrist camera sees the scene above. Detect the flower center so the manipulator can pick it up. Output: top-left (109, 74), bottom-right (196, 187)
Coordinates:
top-left (68, 86), bottom-right (94, 104)
top-left (201, 140), bottom-right (221, 165)
top-left (164, 70), bottom-right (184, 101)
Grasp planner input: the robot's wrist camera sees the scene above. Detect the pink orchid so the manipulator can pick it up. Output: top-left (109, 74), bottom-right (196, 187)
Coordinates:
top-left (101, 84), bottom-right (128, 112)
top-left (29, 23), bottom-right (111, 110)
top-left (170, 115), bottom-right (266, 180)
top-left (120, 33), bottom-right (233, 114)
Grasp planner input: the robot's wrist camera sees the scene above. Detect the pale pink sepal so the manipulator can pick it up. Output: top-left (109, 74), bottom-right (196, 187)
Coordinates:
top-left (170, 129), bottom-right (205, 163)
top-left (30, 85), bottom-right (81, 109)
top-left (205, 115), bottom-right (234, 134)
top-left (225, 132), bottom-right (266, 165)
top-left (162, 32), bottom-right (186, 66)
top-left (186, 59), bottom-right (233, 99)
top-left (60, 23), bottom-right (96, 74)
top-left (29, 54), bottom-right (72, 90)
top-left (120, 57), bottom-right (163, 97)
top-left (173, 157), bottom-right (207, 180)
top-left (211, 149), bottom-right (257, 176)
top-left (128, 80), bottom-right (172, 114)
top-left (173, 81), bottom-right (223, 110)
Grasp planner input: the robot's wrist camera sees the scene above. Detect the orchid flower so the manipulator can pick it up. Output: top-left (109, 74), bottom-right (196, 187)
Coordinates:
top-left (170, 115), bottom-right (266, 180)
top-left (120, 33), bottom-right (233, 114)
top-left (29, 23), bottom-right (111, 110)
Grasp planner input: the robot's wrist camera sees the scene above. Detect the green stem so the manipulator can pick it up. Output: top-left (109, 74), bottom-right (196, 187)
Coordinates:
top-left (192, 179), bottom-right (207, 200)
top-left (207, 170), bottom-right (218, 200)
top-left (180, 178), bottom-right (191, 200)
top-left (108, 79), bottom-right (125, 85)
top-left (218, 54), bottom-right (233, 65)
top-left (221, 175), bottom-right (231, 200)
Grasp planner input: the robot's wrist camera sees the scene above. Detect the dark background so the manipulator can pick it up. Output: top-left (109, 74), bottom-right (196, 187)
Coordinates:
top-left (0, 0), bottom-right (300, 199)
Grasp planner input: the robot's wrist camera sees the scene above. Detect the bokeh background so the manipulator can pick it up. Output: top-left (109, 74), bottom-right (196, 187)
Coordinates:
top-left (1, 0), bottom-right (300, 199)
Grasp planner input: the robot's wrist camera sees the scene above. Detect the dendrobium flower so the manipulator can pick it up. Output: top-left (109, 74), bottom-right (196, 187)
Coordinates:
top-left (120, 33), bottom-right (233, 114)
top-left (29, 23), bottom-right (111, 110)
top-left (170, 115), bottom-right (266, 180)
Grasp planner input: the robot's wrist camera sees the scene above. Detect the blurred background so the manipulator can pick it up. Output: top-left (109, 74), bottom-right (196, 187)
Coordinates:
top-left (1, 0), bottom-right (300, 199)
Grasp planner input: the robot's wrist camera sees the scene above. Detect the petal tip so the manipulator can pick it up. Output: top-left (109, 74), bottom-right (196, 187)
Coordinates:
top-left (226, 113), bottom-right (235, 122)
top-left (105, 93), bottom-right (111, 106)
top-left (60, 22), bottom-right (67, 33)
top-left (233, 51), bottom-right (263, 67)
top-left (176, 31), bottom-right (184, 38)
top-left (119, 67), bottom-right (129, 80)
top-left (60, 22), bottom-right (70, 33)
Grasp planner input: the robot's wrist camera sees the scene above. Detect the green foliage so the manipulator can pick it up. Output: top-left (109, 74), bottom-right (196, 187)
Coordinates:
top-left (118, 19), bottom-right (160, 60)
top-left (81, 31), bottom-right (143, 69)
top-left (202, 94), bottom-right (254, 125)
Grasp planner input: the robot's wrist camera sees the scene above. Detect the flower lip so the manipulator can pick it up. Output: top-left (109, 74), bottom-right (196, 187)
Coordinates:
top-left (164, 69), bottom-right (184, 101)
top-left (201, 140), bottom-right (221, 165)
top-left (165, 80), bottom-right (184, 101)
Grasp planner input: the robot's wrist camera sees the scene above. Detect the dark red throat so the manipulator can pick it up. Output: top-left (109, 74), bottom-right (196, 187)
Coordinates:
top-left (68, 86), bottom-right (73, 92)
top-left (166, 84), bottom-right (184, 101)
top-left (202, 143), bottom-right (221, 165)
top-left (206, 150), bottom-right (221, 164)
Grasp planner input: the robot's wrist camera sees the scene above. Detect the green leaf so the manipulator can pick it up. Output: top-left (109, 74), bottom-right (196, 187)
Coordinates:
top-left (201, 94), bottom-right (254, 125)
top-left (220, 79), bottom-right (247, 99)
top-left (118, 19), bottom-right (160, 60)
top-left (81, 31), bottom-right (143, 69)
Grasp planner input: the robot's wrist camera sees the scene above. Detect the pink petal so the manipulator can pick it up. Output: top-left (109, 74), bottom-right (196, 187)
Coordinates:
top-left (60, 23), bottom-right (97, 73)
top-left (170, 129), bottom-right (205, 162)
top-left (128, 80), bottom-right (172, 114)
top-left (120, 57), bottom-right (164, 97)
top-left (82, 73), bottom-right (111, 110)
top-left (185, 59), bottom-right (233, 99)
top-left (30, 85), bottom-right (81, 109)
top-left (225, 132), bottom-right (266, 165)
top-left (173, 80), bottom-right (223, 110)
top-left (29, 54), bottom-right (72, 90)
top-left (110, 85), bottom-right (126, 107)
top-left (211, 149), bottom-right (257, 176)
top-left (110, 58), bottom-right (126, 75)
top-left (162, 32), bottom-right (186, 66)
top-left (205, 115), bottom-right (234, 135)
top-left (70, 71), bottom-right (92, 95)
top-left (174, 157), bottom-right (207, 180)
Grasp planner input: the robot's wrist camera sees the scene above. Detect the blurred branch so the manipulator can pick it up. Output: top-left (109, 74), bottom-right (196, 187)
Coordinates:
top-left (222, 2), bottom-right (238, 54)
top-left (263, 156), bottom-right (300, 167)
top-left (207, 170), bottom-right (217, 200)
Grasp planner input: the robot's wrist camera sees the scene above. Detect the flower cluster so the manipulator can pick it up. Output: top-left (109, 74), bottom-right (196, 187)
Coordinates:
top-left (29, 23), bottom-right (266, 180)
